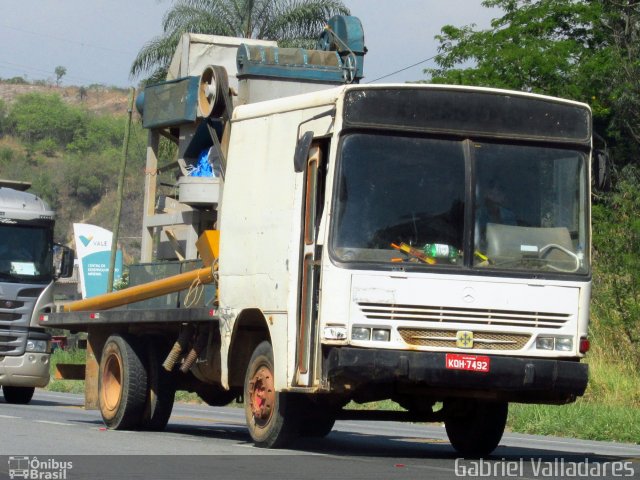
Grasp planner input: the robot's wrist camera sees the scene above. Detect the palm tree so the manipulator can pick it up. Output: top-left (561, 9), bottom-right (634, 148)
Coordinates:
top-left (131, 0), bottom-right (350, 82)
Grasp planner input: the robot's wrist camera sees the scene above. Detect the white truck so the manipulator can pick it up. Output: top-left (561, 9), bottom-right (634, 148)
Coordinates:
top-left (0, 180), bottom-right (73, 404)
top-left (42, 17), bottom-right (592, 456)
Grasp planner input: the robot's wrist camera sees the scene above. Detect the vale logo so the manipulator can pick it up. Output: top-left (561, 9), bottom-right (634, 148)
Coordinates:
top-left (79, 235), bottom-right (93, 247)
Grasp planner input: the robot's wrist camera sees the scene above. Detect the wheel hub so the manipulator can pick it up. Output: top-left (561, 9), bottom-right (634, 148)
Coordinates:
top-left (248, 366), bottom-right (274, 424)
top-left (102, 352), bottom-right (123, 411)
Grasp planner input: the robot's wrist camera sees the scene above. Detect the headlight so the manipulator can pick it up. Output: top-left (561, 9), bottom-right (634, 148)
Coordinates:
top-left (536, 336), bottom-right (574, 352)
top-left (371, 328), bottom-right (391, 342)
top-left (351, 327), bottom-right (371, 341)
top-left (26, 339), bottom-right (49, 353)
top-left (323, 326), bottom-right (347, 340)
top-left (536, 337), bottom-right (555, 350)
top-left (555, 337), bottom-right (573, 352)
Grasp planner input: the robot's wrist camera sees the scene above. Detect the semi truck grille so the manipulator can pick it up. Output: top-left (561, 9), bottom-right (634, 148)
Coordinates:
top-left (398, 328), bottom-right (531, 351)
top-left (0, 313), bottom-right (21, 321)
top-left (359, 302), bottom-right (570, 329)
top-left (0, 330), bottom-right (26, 355)
top-left (17, 288), bottom-right (44, 298)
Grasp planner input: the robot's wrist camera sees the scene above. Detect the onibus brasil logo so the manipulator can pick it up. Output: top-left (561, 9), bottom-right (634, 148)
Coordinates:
top-left (8, 456), bottom-right (72, 479)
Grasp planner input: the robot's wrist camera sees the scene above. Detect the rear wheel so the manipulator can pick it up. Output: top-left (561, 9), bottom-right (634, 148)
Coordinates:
top-left (2, 386), bottom-right (35, 404)
top-left (140, 339), bottom-right (175, 431)
top-left (98, 334), bottom-right (148, 430)
top-left (244, 341), bottom-right (300, 448)
top-left (444, 399), bottom-right (508, 457)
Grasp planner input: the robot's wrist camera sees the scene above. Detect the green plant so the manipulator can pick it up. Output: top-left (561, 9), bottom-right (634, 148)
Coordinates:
top-left (113, 270), bottom-right (129, 291)
top-left (508, 401), bottom-right (640, 444)
top-left (0, 145), bottom-right (14, 164)
top-left (5, 76), bottom-right (28, 85)
top-left (54, 65), bottom-right (67, 86)
top-left (6, 92), bottom-right (85, 146)
top-left (36, 137), bottom-right (58, 156)
top-left (591, 165), bottom-right (640, 363)
top-left (47, 348), bottom-right (87, 394)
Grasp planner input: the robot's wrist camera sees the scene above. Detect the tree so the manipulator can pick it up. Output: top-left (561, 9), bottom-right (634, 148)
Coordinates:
top-left (6, 93), bottom-right (84, 145)
top-left (424, 0), bottom-right (640, 160)
top-left (130, 0), bottom-right (349, 82)
top-left (600, 1), bottom-right (640, 148)
top-left (55, 66), bottom-right (67, 86)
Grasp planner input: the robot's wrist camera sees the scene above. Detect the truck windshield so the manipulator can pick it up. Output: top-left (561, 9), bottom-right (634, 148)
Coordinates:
top-left (0, 224), bottom-right (54, 281)
top-left (473, 142), bottom-right (588, 274)
top-left (330, 133), bottom-right (589, 275)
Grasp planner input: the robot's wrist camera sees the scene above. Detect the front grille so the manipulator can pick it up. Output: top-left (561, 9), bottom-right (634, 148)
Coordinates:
top-left (0, 300), bottom-right (24, 309)
top-left (359, 302), bottom-right (570, 329)
top-left (398, 328), bottom-right (531, 351)
top-left (17, 288), bottom-right (44, 298)
top-left (0, 329), bottom-right (26, 355)
top-left (0, 313), bottom-right (21, 321)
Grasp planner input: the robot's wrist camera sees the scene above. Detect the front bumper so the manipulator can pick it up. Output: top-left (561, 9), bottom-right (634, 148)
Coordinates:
top-left (0, 352), bottom-right (50, 388)
top-left (325, 347), bottom-right (588, 404)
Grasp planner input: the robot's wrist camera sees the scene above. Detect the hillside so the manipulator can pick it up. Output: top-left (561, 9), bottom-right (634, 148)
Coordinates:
top-left (0, 81), bottom-right (150, 260)
top-left (0, 83), bottom-right (130, 115)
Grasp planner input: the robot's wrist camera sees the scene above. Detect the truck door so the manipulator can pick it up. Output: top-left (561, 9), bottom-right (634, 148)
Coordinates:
top-left (295, 141), bottom-right (327, 387)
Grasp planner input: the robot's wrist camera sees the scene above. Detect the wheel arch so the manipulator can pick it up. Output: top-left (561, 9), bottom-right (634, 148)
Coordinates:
top-left (227, 308), bottom-right (271, 388)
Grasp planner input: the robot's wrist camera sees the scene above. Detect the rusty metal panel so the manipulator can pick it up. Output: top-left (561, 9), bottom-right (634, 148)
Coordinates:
top-left (85, 328), bottom-right (108, 410)
top-left (54, 363), bottom-right (86, 380)
top-left (142, 76), bottom-right (200, 129)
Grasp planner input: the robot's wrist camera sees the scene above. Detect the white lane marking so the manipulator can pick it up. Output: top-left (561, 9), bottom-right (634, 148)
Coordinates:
top-left (0, 414), bottom-right (21, 419)
top-left (35, 420), bottom-right (73, 426)
top-left (505, 436), bottom-right (640, 453)
top-left (158, 434), bottom-right (201, 443)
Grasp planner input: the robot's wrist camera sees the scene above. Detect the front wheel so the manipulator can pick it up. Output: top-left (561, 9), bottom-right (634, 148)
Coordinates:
top-left (244, 341), bottom-right (300, 448)
top-left (2, 386), bottom-right (35, 404)
top-left (444, 399), bottom-right (508, 457)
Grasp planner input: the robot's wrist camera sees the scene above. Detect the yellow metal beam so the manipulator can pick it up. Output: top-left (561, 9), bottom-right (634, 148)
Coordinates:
top-left (64, 265), bottom-right (215, 312)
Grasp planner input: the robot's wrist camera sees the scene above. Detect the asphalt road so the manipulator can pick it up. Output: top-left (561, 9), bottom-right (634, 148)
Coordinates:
top-left (0, 390), bottom-right (638, 480)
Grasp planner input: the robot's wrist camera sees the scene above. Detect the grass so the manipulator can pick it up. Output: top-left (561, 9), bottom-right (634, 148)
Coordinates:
top-left (508, 401), bottom-right (640, 444)
top-left (506, 339), bottom-right (640, 444)
top-left (47, 348), bottom-right (86, 394)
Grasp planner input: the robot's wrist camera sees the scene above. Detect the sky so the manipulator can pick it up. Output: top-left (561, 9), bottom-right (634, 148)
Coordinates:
top-left (0, 0), bottom-right (499, 88)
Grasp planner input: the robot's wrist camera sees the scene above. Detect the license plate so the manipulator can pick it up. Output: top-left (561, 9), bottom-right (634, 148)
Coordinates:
top-left (445, 353), bottom-right (490, 372)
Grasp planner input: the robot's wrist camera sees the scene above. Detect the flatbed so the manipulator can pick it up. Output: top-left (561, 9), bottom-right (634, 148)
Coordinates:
top-left (40, 307), bottom-right (218, 329)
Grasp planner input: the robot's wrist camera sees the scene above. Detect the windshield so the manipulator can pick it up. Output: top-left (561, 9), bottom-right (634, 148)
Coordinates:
top-left (473, 143), bottom-right (588, 274)
top-left (330, 133), bottom-right (589, 275)
top-left (0, 224), bottom-right (54, 281)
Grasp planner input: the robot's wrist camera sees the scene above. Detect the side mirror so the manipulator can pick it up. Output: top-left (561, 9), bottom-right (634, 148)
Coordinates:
top-left (53, 244), bottom-right (75, 279)
top-left (592, 149), bottom-right (611, 192)
top-left (294, 131), bottom-right (314, 173)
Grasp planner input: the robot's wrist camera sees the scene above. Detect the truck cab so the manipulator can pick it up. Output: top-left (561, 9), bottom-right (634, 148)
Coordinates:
top-left (221, 84), bottom-right (591, 453)
top-left (0, 180), bottom-right (72, 404)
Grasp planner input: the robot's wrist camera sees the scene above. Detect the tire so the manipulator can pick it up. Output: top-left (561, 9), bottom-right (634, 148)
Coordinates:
top-left (244, 341), bottom-right (300, 448)
top-left (299, 412), bottom-right (335, 438)
top-left (98, 334), bottom-right (148, 430)
top-left (197, 385), bottom-right (237, 407)
top-left (140, 339), bottom-right (175, 431)
top-left (2, 386), bottom-right (35, 404)
top-left (297, 396), bottom-right (336, 438)
top-left (444, 399), bottom-right (508, 457)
